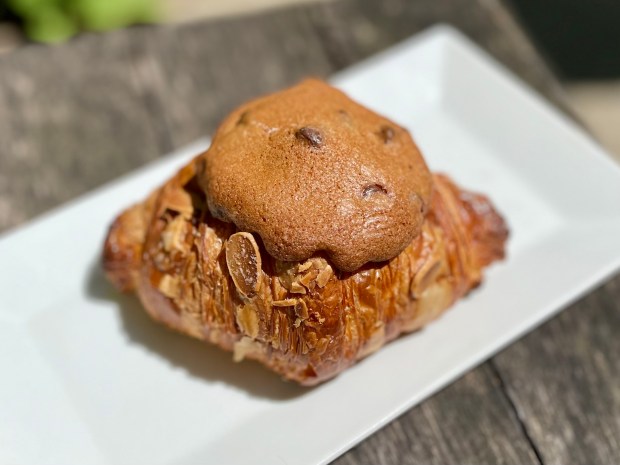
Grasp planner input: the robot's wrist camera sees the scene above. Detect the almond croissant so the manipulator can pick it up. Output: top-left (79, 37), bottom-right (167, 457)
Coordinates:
top-left (103, 162), bottom-right (507, 385)
top-left (103, 80), bottom-right (508, 385)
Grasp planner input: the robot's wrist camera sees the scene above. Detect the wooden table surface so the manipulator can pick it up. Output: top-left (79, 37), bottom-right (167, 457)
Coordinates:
top-left (1, 0), bottom-right (619, 463)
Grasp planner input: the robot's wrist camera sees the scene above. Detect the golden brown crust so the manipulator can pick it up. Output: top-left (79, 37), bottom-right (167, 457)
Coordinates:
top-left (199, 79), bottom-right (432, 272)
top-left (103, 157), bottom-right (508, 385)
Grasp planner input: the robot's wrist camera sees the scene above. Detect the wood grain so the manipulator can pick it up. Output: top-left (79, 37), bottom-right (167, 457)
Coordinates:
top-left (0, 31), bottom-right (165, 229)
top-left (0, 0), bottom-right (618, 464)
top-left (494, 275), bottom-right (620, 465)
top-left (336, 364), bottom-right (541, 465)
top-left (125, 9), bottom-right (335, 147)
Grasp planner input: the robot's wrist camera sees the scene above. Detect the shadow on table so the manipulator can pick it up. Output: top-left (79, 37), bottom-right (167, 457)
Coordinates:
top-left (86, 260), bottom-right (309, 401)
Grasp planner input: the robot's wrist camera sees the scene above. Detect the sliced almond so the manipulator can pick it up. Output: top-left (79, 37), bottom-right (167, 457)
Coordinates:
top-left (162, 215), bottom-right (187, 253)
top-left (316, 263), bottom-right (333, 288)
top-left (158, 274), bottom-right (179, 299)
top-left (412, 254), bottom-right (444, 298)
top-left (163, 188), bottom-right (193, 218)
top-left (297, 261), bottom-right (313, 272)
top-left (295, 299), bottom-right (309, 319)
top-left (226, 232), bottom-right (262, 298)
top-left (290, 281), bottom-right (307, 294)
top-left (272, 298), bottom-right (298, 307)
top-left (233, 336), bottom-right (262, 362)
top-left (299, 270), bottom-right (317, 288)
top-left (235, 304), bottom-right (259, 339)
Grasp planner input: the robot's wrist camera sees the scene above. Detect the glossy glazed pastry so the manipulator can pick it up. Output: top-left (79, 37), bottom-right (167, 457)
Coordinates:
top-left (103, 79), bottom-right (508, 385)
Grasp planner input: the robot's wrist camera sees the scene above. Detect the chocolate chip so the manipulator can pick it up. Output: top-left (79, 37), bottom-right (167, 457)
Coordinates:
top-left (362, 183), bottom-right (388, 198)
top-left (296, 127), bottom-right (323, 147)
top-left (379, 126), bottom-right (395, 143)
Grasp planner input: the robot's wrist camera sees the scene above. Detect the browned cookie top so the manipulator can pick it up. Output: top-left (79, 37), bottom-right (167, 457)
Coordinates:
top-left (198, 79), bottom-right (432, 272)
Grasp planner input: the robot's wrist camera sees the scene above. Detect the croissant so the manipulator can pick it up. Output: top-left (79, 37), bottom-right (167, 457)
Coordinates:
top-left (103, 80), bottom-right (508, 385)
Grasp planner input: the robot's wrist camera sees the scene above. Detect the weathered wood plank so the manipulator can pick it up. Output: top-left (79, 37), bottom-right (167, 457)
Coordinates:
top-left (0, 31), bottom-right (168, 230)
top-left (336, 364), bottom-right (541, 465)
top-left (124, 8), bottom-right (335, 147)
top-left (493, 275), bottom-right (620, 465)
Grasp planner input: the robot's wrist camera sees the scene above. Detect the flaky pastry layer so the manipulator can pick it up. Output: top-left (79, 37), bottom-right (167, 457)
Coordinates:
top-left (103, 158), bottom-right (508, 385)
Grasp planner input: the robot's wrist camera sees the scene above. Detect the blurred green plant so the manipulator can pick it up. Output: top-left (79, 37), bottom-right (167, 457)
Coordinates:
top-left (6, 0), bottom-right (158, 42)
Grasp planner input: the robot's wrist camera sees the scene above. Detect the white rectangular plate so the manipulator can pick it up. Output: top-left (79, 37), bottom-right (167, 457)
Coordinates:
top-left (2, 25), bottom-right (620, 465)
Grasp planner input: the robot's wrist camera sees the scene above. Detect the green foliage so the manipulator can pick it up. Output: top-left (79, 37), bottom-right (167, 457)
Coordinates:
top-left (7, 0), bottom-right (157, 42)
